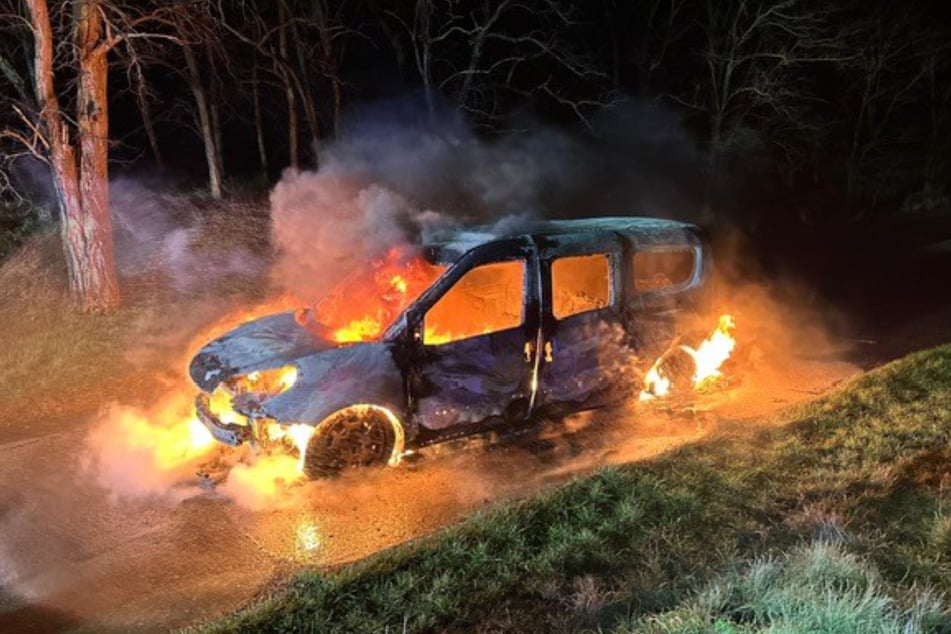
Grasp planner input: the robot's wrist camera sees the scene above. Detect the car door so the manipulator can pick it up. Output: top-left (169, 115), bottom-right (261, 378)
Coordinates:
top-left (534, 232), bottom-right (625, 409)
top-left (405, 238), bottom-right (541, 433)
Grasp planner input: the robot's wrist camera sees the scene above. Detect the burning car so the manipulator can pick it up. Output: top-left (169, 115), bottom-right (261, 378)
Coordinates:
top-left (189, 217), bottom-right (711, 478)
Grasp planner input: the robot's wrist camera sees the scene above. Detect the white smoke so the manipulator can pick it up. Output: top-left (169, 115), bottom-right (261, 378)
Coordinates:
top-left (267, 100), bottom-right (705, 304)
top-left (110, 177), bottom-right (267, 294)
top-left (268, 171), bottom-right (451, 303)
top-left (82, 395), bottom-right (216, 503)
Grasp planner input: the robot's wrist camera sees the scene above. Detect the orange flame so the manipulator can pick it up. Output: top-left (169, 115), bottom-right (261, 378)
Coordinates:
top-left (690, 314), bottom-right (736, 387)
top-left (315, 248), bottom-right (446, 343)
top-left (640, 314), bottom-right (736, 400)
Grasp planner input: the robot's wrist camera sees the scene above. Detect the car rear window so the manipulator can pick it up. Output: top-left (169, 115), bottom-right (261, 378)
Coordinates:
top-left (551, 253), bottom-right (611, 319)
top-left (633, 249), bottom-right (695, 292)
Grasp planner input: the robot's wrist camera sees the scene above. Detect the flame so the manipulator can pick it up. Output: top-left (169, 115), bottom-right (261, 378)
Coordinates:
top-left (640, 314), bottom-right (736, 400)
top-left (264, 422), bottom-right (316, 471)
top-left (186, 418), bottom-right (216, 454)
top-left (641, 367), bottom-right (671, 400)
top-left (220, 454), bottom-right (303, 508)
top-left (207, 385), bottom-right (247, 426)
top-left (239, 365), bottom-right (299, 394)
top-left (86, 396), bottom-right (220, 500)
top-left (146, 415), bottom-right (216, 469)
top-left (214, 423), bottom-right (315, 507)
top-left (115, 399), bottom-right (218, 470)
top-left (690, 314), bottom-right (736, 387)
top-left (315, 248), bottom-right (446, 343)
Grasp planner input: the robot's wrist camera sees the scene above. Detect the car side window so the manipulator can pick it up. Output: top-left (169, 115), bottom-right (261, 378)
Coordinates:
top-left (551, 253), bottom-right (611, 320)
top-left (633, 249), bottom-right (695, 292)
top-left (423, 260), bottom-right (525, 345)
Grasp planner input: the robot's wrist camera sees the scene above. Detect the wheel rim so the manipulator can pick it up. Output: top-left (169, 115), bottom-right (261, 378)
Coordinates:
top-left (304, 409), bottom-right (395, 477)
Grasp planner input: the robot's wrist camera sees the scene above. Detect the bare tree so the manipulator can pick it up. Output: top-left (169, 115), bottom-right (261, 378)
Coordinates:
top-left (604, 0), bottom-right (687, 95)
top-left (183, 38), bottom-right (225, 197)
top-left (131, 4), bottom-right (230, 198)
top-left (0, 0), bottom-right (179, 309)
top-left (839, 11), bottom-right (936, 210)
top-left (0, 25), bottom-right (50, 221)
top-left (217, 0), bottom-right (322, 168)
top-left (250, 50), bottom-right (269, 177)
top-left (388, 0), bottom-right (608, 127)
top-left (663, 0), bottom-right (846, 211)
top-left (107, 2), bottom-right (227, 197)
top-left (304, 0), bottom-right (353, 139)
top-left (391, 0), bottom-right (438, 122)
top-left (127, 55), bottom-right (164, 169)
top-left (920, 49), bottom-right (951, 193)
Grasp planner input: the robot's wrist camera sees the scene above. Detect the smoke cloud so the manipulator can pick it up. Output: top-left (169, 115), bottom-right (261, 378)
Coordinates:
top-left (110, 177), bottom-right (268, 294)
top-left (269, 173), bottom-right (449, 303)
top-left (82, 396), bottom-right (319, 510)
top-left (82, 395), bottom-right (217, 503)
top-left (268, 98), bottom-right (705, 302)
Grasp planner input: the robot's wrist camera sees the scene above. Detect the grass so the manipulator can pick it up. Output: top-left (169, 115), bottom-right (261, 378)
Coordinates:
top-left (621, 539), bottom-right (945, 634)
top-left (194, 342), bottom-right (951, 633)
top-left (0, 200), bottom-right (45, 261)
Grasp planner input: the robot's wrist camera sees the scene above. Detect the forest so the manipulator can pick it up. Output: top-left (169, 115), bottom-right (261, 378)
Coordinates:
top-left (1, 0), bottom-right (949, 309)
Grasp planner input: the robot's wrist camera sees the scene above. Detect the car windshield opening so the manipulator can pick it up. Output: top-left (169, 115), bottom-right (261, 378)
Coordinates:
top-left (311, 249), bottom-right (447, 343)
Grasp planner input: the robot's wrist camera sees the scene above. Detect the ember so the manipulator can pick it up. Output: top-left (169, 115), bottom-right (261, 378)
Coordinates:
top-left (640, 314), bottom-right (737, 400)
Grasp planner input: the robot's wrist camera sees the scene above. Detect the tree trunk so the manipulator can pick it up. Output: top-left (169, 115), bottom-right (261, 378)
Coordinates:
top-left (207, 41), bottom-right (225, 186)
top-left (26, 0), bottom-right (120, 311)
top-left (277, 60), bottom-right (299, 169)
top-left (278, 2), bottom-right (299, 168)
top-left (251, 55), bottom-right (269, 179)
top-left (331, 76), bottom-right (341, 138)
top-left (183, 42), bottom-right (222, 199)
top-left (132, 62), bottom-right (164, 169)
top-left (210, 99), bottom-right (224, 185)
top-left (414, 0), bottom-right (436, 124)
top-left (299, 84), bottom-right (319, 160)
top-left (76, 0), bottom-right (120, 309)
top-left (291, 18), bottom-right (320, 156)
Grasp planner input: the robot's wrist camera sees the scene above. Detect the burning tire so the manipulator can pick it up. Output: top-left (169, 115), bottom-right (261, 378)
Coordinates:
top-left (303, 407), bottom-right (396, 479)
top-left (653, 346), bottom-right (698, 395)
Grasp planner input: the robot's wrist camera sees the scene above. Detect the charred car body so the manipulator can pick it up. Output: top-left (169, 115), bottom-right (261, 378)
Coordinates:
top-left (189, 217), bottom-right (711, 478)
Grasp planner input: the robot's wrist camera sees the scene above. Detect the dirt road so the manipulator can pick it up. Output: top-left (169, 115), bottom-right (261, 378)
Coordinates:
top-left (0, 350), bottom-right (859, 634)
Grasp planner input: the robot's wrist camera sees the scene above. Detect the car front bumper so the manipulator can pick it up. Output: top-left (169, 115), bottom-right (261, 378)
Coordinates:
top-left (195, 393), bottom-right (253, 447)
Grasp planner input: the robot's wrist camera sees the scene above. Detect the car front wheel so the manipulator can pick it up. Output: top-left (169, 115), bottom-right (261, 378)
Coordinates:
top-left (303, 407), bottom-right (396, 479)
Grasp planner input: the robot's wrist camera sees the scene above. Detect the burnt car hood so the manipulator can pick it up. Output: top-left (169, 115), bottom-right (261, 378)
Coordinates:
top-left (189, 311), bottom-right (329, 392)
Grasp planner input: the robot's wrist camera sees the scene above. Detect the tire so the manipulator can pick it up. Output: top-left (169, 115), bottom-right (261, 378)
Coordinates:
top-left (303, 408), bottom-right (396, 479)
top-left (653, 345), bottom-right (697, 395)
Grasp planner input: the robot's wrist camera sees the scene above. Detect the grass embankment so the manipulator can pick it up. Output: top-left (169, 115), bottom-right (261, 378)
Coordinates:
top-left (200, 343), bottom-right (951, 633)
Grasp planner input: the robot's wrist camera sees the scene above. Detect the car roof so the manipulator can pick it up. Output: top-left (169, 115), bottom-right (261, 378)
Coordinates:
top-left (423, 216), bottom-right (700, 262)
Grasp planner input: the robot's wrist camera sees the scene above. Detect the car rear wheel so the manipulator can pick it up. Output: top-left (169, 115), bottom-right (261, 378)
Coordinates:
top-left (303, 407), bottom-right (396, 479)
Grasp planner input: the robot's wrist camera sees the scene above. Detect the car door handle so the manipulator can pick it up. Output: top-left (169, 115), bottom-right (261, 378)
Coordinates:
top-left (544, 340), bottom-right (554, 362)
top-left (524, 341), bottom-right (534, 363)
